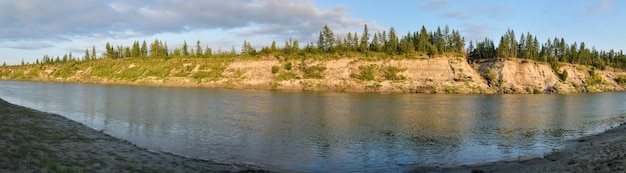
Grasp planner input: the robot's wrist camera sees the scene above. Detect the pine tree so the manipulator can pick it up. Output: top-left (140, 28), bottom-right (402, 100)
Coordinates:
top-left (141, 40), bottom-right (148, 57)
top-left (359, 24), bottom-right (369, 52)
top-left (85, 48), bottom-right (90, 61)
top-left (318, 25), bottom-right (335, 52)
top-left (92, 46), bottom-right (96, 59)
top-left (418, 26), bottom-right (430, 52)
top-left (386, 26), bottom-right (399, 54)
top-left (182, 41), bottom-right (189, 56)
top-left (105, 42), bottom-right (113, 59)
top-left (196, 40), bottom-right (203, 56)
top-left (204, 46), bottom-right (212, 56)
top-left (132, 41), bottom-right (140, 57)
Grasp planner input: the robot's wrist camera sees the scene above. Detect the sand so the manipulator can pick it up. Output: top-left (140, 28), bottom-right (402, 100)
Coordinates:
top-left (0, 98), bottom-right (264, 172)
top-left (3, 96), bottom-right (626, 173)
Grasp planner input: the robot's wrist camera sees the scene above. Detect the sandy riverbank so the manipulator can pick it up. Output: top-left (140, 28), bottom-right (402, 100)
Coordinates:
top-left (408, 124), bottom-right (626, 173)
top-left (0, 98), bottom-right (264, 172)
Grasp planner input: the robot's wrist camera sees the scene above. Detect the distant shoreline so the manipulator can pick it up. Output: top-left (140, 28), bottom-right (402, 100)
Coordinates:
top-left (2, 57), bottom-right (626, 94)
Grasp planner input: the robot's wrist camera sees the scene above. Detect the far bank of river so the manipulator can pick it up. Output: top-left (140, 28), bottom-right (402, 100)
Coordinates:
top-left (2, 57), bottom-right (626, 94)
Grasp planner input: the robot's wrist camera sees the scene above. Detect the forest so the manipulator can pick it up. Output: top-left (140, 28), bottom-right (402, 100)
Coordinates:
top-left (10, 24), bottom-right (626, 72)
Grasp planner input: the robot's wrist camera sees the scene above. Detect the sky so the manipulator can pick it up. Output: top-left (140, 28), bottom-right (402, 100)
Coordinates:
top-left (0, 0), bottom-right (624, 65)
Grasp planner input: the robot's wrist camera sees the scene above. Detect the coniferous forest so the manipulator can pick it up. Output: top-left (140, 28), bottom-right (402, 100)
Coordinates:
top-left (8, 24), bottom-right (626, 71)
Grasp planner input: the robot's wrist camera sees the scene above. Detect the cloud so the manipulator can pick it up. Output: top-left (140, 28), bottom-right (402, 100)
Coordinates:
top-left (443, 10), bottom-right (468, 19)
top-left (420, 0), bottom-right (449, 10)
top-left (461, 23), bottom-right (492, 42)
top-left (0, 0), bottom-right (372, 46)
top-left (583, 0), bottom-right (612, 15)
top-left (4, 41), bottom-right (54, 50)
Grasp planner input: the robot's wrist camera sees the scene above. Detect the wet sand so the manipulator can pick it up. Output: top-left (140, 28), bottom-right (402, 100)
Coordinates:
top-left (0, 98), bottom-right (264, 172)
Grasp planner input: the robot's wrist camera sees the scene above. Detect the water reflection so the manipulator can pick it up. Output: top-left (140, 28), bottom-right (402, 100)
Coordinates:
top-left (0, 81), bottom-right (625, 172)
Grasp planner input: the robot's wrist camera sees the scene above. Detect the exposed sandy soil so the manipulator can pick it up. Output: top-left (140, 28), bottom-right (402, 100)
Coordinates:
top-left (407, 123), bottom-right (626, 173)
top-left (2, 56), bottom-right (625, 94)
top-left (0, 99), bottom-right (264, 173)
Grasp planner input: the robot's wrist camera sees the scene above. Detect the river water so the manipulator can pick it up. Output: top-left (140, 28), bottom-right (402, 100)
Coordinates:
top-left (1, 81), bottom-right (625, 172)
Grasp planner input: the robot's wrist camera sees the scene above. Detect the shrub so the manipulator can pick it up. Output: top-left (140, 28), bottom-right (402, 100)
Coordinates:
top-left (382, 66), bottom-right (406, 81)
top-left (585, 69), bottom-right (603, 85)
top-left (351, 64), bottom-right (377, 81)
top-left (271, 65), bottom-right (280, 74)
top-left (615, 75), bottom-right (626, 85)
top-left (276, 72), bottom-right (297, 81)
top-left (558, 70), bottom-right (568, 81)
top-left (284, 62), bottom-right (293, 70)
top-left (302, 65), bottom-right (326, 79)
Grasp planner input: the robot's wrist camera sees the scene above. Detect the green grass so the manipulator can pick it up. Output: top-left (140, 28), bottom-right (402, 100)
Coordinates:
top-left (276, 72), bottom-right (297, 81)
top-left (302, 64), bottom-right (326, 79)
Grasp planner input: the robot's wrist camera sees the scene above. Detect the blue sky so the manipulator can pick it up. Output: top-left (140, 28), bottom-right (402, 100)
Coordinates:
top-left (0, 0), bottom-right (623, 65)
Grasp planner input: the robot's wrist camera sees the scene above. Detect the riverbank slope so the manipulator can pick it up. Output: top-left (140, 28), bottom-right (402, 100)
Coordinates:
top-left (409, 122), bottom-right (626, 172)
top-left (0, 98), bottom-right (261, 172)
top-left (1, 56), bottom-right (625, 93)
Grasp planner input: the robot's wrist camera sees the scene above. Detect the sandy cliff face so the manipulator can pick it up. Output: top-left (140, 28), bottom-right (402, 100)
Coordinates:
top-left (1, 56), bottom-right (624, 93)
top-left (222, 57), bottom-right (492, 93)
top-left (475, 59), bottom-right (626, 93)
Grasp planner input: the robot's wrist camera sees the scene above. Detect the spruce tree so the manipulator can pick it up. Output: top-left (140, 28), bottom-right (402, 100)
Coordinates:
top-left (196, 40), bottom-right (203, 57)
top-left (92, 46), bottom-right (96, 59)
top-left (359, 24), bottom-right (369, 52)
top-left (182, 41), bottom-right (189, 56)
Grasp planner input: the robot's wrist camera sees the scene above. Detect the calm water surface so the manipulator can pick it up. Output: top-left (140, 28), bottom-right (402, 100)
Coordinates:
top-left (1, 81), bottom-right (626, 172)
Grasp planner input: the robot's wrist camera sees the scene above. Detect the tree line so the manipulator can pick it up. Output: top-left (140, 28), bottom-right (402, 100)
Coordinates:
top-left (469, 29), bottom-right (626, 70)
top-left (13, 24), bottom-right (626, 72)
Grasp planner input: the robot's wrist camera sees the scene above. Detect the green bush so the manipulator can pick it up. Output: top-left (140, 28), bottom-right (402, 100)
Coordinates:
top-left (271, 65), bottom-right (280, 74)
top-left (615, 75), bottom-right (626, 85)
top-left (276, 72), bottom-right (297, 81)
top-left (284, 62), bottom-right (293, 70)
top-left (302, 65), bottom-right (326, 79)
top-left (351, 64), bottom-right (378, 81)
top-left (558, 70), bottom-right (568, 81)
top-left (382, 66), bottom-right (406, 81)
top-left (585, 69), bottom-right (603, 85)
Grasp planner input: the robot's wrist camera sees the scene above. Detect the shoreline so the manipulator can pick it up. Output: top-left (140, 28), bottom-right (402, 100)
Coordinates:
top-left (3, 96), bottom-right (626, 172)
top-left (407, 123), bottom-right (626, 173)
top-left (3, 57), bottom-right (626, 94)
top-left (0, 98), bottom-right (264, 172)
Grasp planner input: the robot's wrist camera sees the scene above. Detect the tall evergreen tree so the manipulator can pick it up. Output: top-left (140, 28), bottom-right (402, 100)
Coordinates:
top-left (182, 41), bottom-right (189, 56)
top-left (92, 46), bottom-right (96, 59)
top-left (141, 40), bottom-right (148, 57)
top-left (196, 40), bottom-right (203, 56)
top-left (360, 24), bottom-right (370, 52)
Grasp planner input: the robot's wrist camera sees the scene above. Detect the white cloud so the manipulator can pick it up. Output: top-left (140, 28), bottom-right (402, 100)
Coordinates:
top-left (0, 0), bottom-right (374, 48)
top-left (583, 0), bottom-right (612, 15)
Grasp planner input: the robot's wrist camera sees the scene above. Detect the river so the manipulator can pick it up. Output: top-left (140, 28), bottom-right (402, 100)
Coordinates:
top-left (1, 81), bottom-right (625, 172)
